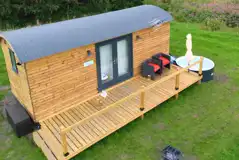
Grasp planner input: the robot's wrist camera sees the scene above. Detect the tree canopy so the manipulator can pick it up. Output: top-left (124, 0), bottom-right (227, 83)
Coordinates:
top-left (0, 0), bottom-right (143, 30)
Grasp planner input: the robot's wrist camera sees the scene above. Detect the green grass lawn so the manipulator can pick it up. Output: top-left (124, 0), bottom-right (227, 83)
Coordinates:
top-left (0, 47), bottom-right (9, 86)
top-left (0, 22), bottom-right (239, 160)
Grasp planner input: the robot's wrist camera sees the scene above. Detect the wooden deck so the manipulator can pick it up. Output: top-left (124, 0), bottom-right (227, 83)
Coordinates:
top-left (33, 62), bottom-right (203, 160)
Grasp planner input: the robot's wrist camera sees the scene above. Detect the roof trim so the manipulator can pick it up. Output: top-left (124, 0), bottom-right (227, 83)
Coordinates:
top-left (0, 5), bottom-right (173, 63)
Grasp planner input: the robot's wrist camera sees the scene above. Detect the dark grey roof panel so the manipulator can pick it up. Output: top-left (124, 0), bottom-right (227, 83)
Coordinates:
top-left (0, 5), bottom-right (172, 63)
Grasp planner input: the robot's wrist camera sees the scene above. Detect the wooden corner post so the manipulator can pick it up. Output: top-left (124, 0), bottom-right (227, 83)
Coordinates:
top-left (60, 126), bottom-right (69, 157)
top-left (140, 86), bottom-right (145, 119)
top-left (175, 73), bottom-right (180, 99)
top-left (199, 56), bottom-right (203, 76)
top-left (198, 56), bottom-right (204, 84)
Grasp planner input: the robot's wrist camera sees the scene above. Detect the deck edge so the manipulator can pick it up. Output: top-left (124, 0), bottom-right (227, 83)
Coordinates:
top-left (33, 132), bottom-right (58, 160)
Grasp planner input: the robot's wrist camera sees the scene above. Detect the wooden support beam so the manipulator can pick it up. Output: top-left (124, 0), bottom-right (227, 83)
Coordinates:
top-left (199, 56), bottom-right (203, 76)
top-left (197, 80), bottom-right (201, 85)
top-left (140, 89), bottom-right (145, 111)
top-left (141, 114), bottom-right (144, 120)
top-left (60, 126), bottom-right (69, 157)
top-left (140, 88), bottom-right (145, 119)
top-left (175, 73), bottom-right (180, 99)
top-left (197, 56), bottom-right (204, 84)
top-left (175, 74), bottom-right (180, 90)
top-left (175, 93), bottom-right (179, 100)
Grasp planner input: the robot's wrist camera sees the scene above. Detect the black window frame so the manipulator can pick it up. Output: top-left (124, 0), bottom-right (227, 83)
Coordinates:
top-left (96, 34), bottom-right (133, 91)
top-left (9, 48), bottom-right (18, 74)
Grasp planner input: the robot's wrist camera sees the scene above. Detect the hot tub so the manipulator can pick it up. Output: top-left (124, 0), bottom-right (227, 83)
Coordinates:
top-left (176, 56), bottom-right (215, 82)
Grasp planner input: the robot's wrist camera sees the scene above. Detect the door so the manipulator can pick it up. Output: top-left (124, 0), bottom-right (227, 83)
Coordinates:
top-left (96, 34), bottom-right (133, 91)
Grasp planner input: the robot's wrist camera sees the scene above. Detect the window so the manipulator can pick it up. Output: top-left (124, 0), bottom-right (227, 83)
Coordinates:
top-left (9, 49), bottom-right (18, 73)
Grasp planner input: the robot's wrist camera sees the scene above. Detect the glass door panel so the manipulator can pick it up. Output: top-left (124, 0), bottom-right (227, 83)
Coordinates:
top-left (96, 34), bottom-right (133, 91)
top-left (117, 39), bottom-right (129, 77)
top-left (99, 44), bottom-right (114, 84)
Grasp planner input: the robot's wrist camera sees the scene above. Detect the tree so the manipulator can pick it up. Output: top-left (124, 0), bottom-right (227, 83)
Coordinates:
top-left (0, 0), bottom-right (144, 30)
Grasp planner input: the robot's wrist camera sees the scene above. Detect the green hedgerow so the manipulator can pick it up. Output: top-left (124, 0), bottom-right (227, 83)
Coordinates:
top-left (202, 17), bottom-right (222, 31)
top-left (225, 13), bottom-right (239, 28)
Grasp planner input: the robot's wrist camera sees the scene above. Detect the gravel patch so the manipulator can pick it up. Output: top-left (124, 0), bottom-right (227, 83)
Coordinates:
top-left (0, 86), bottom-right (10, 91)
top-left (214, 73), bottom-right (229, 83)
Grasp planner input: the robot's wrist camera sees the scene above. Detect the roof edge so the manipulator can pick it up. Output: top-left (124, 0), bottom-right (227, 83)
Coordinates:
top-left (0, 35), bottom-right (21, 62)
top-left (0, 5), bottom-right (173, 63)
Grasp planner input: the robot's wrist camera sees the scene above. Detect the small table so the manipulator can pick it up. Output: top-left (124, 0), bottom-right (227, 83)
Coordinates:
top-left (176, 56), bottom-right (215, 82)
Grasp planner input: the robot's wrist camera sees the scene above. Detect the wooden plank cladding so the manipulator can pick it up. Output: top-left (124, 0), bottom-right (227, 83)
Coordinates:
top-left (37, 65), bottom-right (202, 160)
top-left (22, 23), bottom-right (171, 121)
top-left (26, 44), bottom-right (98, 121)
top-left (1, 22), bottom-right (170, 121)
top-left (133, 22), bottom-right (170, 76)
top-left (0, 39), bottom-right (34, 119)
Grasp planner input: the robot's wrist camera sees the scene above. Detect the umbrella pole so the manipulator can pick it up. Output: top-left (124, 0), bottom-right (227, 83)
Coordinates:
top-left (188, 62), bottom-right (190, 72)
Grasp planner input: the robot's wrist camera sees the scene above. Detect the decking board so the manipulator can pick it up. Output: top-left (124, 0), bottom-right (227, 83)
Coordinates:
top-left (33, 132), bottom-right (58, 160)
top-left (35, 66), bottom-right (202, 160)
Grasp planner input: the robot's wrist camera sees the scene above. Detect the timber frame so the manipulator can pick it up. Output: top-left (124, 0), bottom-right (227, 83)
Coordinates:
top-left (1, 22), bottom-right (171, 121)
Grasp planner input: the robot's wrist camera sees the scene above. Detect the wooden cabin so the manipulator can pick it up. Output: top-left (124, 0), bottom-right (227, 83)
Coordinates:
top-left (0, 5), bottom-right (203, 160)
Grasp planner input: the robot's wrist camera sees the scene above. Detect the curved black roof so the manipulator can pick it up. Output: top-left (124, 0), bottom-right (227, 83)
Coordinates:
top-left (0, 5), bottom-right (172, 63)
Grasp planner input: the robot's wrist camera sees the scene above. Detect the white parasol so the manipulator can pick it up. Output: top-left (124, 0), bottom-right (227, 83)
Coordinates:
top-left (185, 34), bottom-right (194, 65)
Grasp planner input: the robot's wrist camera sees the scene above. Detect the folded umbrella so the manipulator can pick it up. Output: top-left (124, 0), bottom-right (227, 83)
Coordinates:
top-left (185, 34), bottom-right (194, 65)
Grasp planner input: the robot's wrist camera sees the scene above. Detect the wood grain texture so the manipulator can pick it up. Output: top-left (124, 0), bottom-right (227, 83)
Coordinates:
top-left (33, 132), bottom-right (58, 160)
top-left (1, 22), bottom-right (170, 121)
top-left (133, 22), bottom-right (170, 75)
top-left (37, 66), bottom-right (202, 160)
top-left (26, 44), bottom-right (98, 121)
top-left (0, 39), bottom-right (34, 118)
top-left (24, 23), bottom-right (170, 121)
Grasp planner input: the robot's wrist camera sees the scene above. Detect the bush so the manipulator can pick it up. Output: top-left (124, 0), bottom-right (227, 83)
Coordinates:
top-left (170, 2), bottom-right (216, 23)
top-left (195, 10), bottom-right (216, 23)
top-left (225, 13), bottom-right (239, 28)
top-left (165, 1), bottom-right (238, 29)
top-left (158, 2), bottom-right (170, 11)
top-left (172, 8), bottom-right (213, 23)
top-left (202, 17), bottom-right (222, 31)
top-left (172, 8), bottom-right (192, 22)
top-left (161, 0), bottom-right (171, 3)
top-left (144, 0), bottom-right (170, 11)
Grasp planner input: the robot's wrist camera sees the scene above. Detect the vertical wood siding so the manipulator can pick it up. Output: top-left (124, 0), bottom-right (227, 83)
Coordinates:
top-left (0, 39), bottom-right (34, 118)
